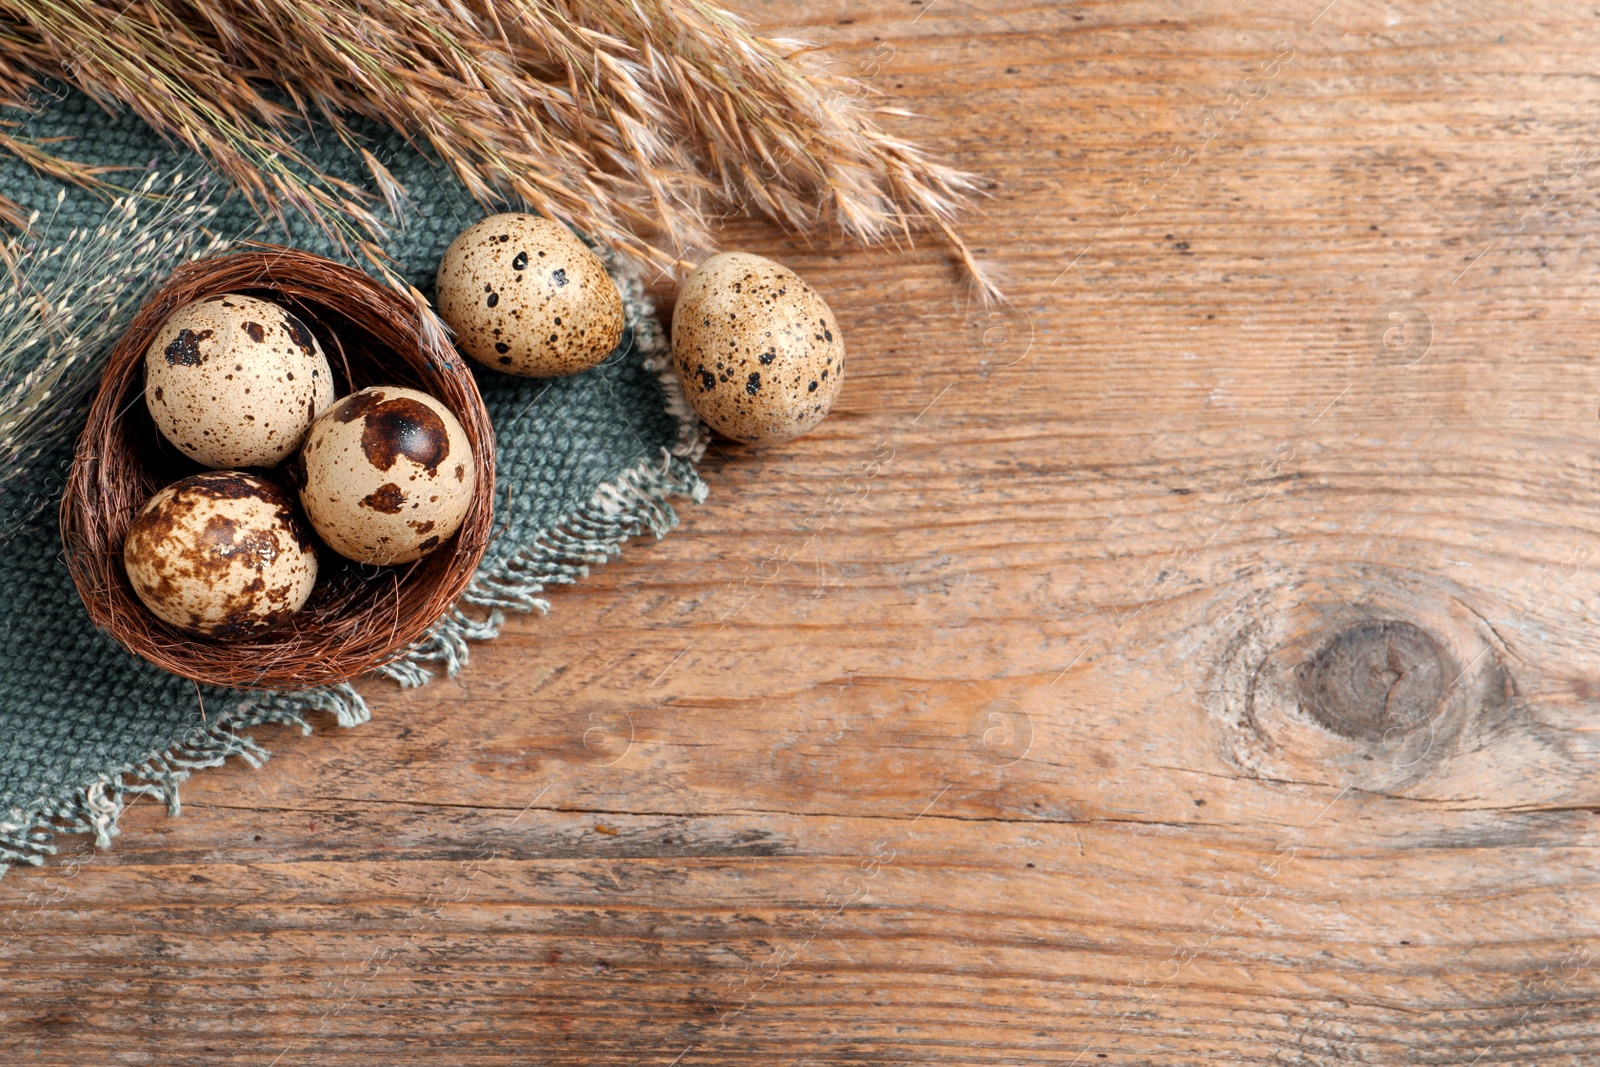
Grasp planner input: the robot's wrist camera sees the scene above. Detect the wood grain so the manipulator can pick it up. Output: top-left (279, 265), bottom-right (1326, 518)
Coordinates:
top-left (9, 1), bottom-right (1600, 1063)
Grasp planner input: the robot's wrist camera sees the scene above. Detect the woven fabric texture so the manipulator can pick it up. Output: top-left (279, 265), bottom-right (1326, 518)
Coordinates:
top-left (0, 88), bottom-right (705, 877)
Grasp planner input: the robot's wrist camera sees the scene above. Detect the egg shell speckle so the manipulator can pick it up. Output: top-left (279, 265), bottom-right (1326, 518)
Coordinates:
top-left (123, 471), bottom-right (318, 639)
top-left (299, 386), bottom-right (476, 565)
top-left (435, 213), bottom-right (624, 377)
top-left (144, 293), bottom-right (336, 468)
top-left (670, 252), bottom-right (844, 444)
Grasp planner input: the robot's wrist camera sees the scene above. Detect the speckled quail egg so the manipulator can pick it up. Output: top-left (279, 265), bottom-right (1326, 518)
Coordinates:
top-left (435, 213), bottom-right (625, 377)
top-left (670, 252), bottom-right (844, 444)
top-left (145, 293), bottom-right (336, 468)
top-left (123, 471), bottom-right (318, 639)
top-left (299, 386), bottom-right (476, 565)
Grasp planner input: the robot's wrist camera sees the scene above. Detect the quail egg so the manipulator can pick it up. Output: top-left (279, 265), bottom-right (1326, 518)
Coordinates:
top-left (670, 252), bottom-right (844, 444)
top-left (435, 213), bottom-right (625, 377)
top-left (299, 386), bottom-right (476, 565)
top-left (144, 293), bottom-right (336, 468)
top-left (123, 471), bottom-right (318, 639)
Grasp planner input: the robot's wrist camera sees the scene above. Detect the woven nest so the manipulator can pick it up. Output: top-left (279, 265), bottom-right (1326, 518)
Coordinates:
top-left (61, 245), bottom-right (496, 690)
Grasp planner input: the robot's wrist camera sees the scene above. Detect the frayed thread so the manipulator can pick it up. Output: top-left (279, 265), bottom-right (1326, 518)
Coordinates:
top-left (376, 448), bottom-right (704, 687)
top-left (0, 684), bottom-right (366, 876)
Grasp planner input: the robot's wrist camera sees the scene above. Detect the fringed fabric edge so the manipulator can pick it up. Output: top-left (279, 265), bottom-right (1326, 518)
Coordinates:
top-left (0, 685), bottom-right (368, 875)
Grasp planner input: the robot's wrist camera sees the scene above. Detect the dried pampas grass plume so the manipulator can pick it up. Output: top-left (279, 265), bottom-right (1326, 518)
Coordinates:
top-left (0, 0), bottom-right (997, 299)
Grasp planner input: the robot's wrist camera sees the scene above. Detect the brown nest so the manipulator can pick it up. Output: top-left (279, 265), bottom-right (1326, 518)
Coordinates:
top-left (60, 246), bottom-right (496, 690)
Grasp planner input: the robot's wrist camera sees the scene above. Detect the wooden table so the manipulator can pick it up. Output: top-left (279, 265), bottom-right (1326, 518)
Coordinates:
top-left (8, 1), bottom-right (1600, 1062)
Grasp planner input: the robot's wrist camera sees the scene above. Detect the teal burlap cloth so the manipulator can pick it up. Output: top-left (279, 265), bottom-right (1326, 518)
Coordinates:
top-left (0, 89), bottom-right (705, 877)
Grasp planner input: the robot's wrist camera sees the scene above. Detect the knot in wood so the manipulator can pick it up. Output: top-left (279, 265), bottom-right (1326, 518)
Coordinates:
top-left (1202, 552), bottom-right (1517, 792)
top-left (1297, 620), bottom-right (1446, 741)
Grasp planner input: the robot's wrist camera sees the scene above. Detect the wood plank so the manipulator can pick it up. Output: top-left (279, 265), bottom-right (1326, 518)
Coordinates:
top-left (8, 0), bottom-right (1600, 1063)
